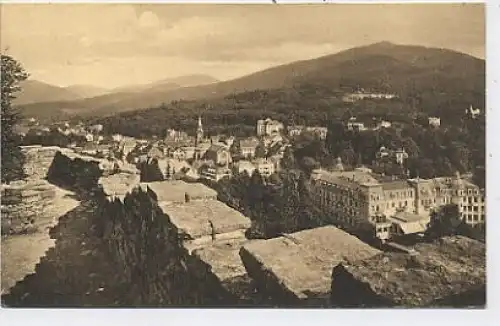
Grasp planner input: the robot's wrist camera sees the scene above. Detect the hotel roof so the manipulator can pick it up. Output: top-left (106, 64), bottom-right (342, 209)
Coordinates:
top-left (314, 169), bottom-right (381, 187)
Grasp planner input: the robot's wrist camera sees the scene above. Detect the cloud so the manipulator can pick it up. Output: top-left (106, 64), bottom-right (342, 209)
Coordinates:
top-left (1, 3), bottom-right (485, 88)
top-left (138, 11), bottom-right (161, 29)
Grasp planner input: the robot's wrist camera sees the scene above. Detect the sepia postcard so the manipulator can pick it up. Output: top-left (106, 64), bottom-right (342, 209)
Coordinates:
top-left (0, 1), bottom-right (489, 318)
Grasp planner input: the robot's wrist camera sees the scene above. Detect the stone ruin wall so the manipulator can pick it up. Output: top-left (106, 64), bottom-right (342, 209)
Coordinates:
top-left (22, 146), bottom-right (65, 180)
top-left (1, 146), bottom-right (65, 235)
top-left (9, 149), bottom-right (486, 307)
top-left (45, 150), bottom-right (262, 306)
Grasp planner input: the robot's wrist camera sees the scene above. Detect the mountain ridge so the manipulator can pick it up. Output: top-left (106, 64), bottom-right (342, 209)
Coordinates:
top-left (17, 42), bottom-right (485, 120)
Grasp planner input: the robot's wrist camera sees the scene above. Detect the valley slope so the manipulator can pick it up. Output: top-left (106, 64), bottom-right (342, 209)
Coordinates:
top-left (18, 42), bottom-right (485, 123)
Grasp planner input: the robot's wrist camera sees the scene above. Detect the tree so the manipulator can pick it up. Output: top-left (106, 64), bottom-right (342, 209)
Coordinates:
top-left (281, 146), bottom-right (296, 170)
top-left (326, 121), bottom-right (347, 156)
top-left (229, 139), bottom-right (241, 159)
top-left (300, 156), bottom-right (320, 175)
top-left (1, 55), bottom-right (28, 183)
top-left (254, 141), bottom-right (267, 158)
top-left (449, 142), bottom-right (471, 173)
top-left (339, 145), bottom-right (357, 168)
top-left (425, 204), bottom-right (462, 239)
top-left (472, 165), bottom-right (485, 189)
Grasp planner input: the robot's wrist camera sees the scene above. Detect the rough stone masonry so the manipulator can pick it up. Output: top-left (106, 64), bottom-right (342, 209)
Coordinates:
top-left (17, 149), bottom-right (484, 307)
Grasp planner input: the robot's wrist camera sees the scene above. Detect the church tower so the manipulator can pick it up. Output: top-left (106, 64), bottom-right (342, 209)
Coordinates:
top-left (196, 116), bottom-right (204, 146)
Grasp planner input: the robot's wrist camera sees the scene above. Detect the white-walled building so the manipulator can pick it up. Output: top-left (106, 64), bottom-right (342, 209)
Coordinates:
top-left (428, 117), bottom-right (441, 127)
top-left (233, 160), bottom-right (257, 176)
top-left (253, 158), bottom-right (275, 177)
top-left (257, 118), bottom-right (284, 136)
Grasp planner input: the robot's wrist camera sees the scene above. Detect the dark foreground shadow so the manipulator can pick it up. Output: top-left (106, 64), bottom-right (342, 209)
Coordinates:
top-left (1, 201), bottom-right (129, 308)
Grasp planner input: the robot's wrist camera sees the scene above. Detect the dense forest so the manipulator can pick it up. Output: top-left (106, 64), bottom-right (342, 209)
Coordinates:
top-left (201, 170), bottom-right (327, 239)
top-left (92, 83), bottom-right (482, 140)
top-left (290, 111), bottom-right (485, 187)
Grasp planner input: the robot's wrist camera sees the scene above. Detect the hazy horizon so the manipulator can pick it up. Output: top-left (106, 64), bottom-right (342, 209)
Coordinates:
top-left (1, 3), bottom-right (485, 89)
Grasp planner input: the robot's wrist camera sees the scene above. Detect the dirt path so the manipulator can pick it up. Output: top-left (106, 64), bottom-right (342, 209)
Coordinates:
top-left (1, 186), bottom-right (80, 295)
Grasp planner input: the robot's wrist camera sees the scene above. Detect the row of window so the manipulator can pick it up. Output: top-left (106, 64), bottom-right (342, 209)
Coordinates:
top-left (376, 226), bottom-right (390, 233)
top-left (462, 214), bottom-right (485, 222)
top-left (370, 190), bottom-right (414, 201)
top-left (371, 200), bottom-right (409, 212)
top-left (463, 196), bottom-right (484, 203)
top-left (461, 205), bottom-right (482, 212)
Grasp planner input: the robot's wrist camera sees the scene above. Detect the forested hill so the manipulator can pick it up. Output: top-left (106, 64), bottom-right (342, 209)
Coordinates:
top-left (21, 42), bottom-right (484, 121)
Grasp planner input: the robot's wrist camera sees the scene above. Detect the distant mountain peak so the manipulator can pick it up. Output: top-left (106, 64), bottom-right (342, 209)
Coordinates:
top-left (371, 41), bottom-right (396, 47)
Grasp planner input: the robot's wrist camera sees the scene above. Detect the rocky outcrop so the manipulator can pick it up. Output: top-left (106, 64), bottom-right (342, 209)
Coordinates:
top-left (46, 150), bottom-right (139, 194)
top-left (1, 146), bottom-right (81, 295)
top-left (1, 181), bottom-right (56, 235)
top-left (8, 149), bottom-right (484, 308)
top-left (29, 150), bottom-right (266, 306)
top-left (1, 146), bottom-right (68, 235)
top-left (21, 146), bottom-right (64, 181)
top-left (330, 236), bottom-right (486, 307)
top-left (239, 226), bottom-right (381, 307)
top-left (97, 180), bottom-right (258, 306)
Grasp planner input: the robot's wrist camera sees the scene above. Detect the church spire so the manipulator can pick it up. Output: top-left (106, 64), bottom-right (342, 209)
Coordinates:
top-left (198, 116), bottom-right (203, 129)
top-left (196, 115), bottom-right (204, 146)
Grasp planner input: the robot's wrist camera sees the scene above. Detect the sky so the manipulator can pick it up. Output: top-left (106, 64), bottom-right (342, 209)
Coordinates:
top-left (1, 3), bottom-right (485, 89)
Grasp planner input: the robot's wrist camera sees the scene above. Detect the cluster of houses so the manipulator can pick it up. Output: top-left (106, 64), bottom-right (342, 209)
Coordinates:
top-left (108, 116), bottom-right (333, 183)
top-left (110, 117), bottom-right (298, 182)
top-left (17, 119), bottom-right (102, 141)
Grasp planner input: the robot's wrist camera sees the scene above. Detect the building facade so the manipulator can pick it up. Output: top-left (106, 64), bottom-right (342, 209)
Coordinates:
top-left (465, 105), bottom-right (482, 119)
top-left (310, 169), bottom-right (485, 241)
top-left (376, 147), bottom-right (409, 165)
top-left (199, 165), bottom-right (232, 181)
top-left (288, 125), bottom-right (305, 137)
top-left (240, 138), bottom-right (260, 159)
top-left (342, 91), bottom-right (397, 103)
top-left (346, 118), bottom-right (367, 131)
top-left (428, 117), bottom-right (441, 128)
top-left (253, 158), bottom-right (275, 177)
top-left (305, 126), bottom-right (328, 140)
top-left (205, 144), bottom-right (232, 166)
top-left (408, 173), bottom-right (485, 226)
top-left (257, 118), bottom-right (284, 137)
